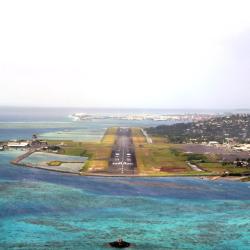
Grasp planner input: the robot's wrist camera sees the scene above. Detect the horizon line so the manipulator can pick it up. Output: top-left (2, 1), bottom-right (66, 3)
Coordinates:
top-left (0, 105), bottom-right (250, 111)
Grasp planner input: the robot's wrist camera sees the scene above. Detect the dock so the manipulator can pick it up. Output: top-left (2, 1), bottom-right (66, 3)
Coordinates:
top-left (11, 149), bottom-right (36, 165)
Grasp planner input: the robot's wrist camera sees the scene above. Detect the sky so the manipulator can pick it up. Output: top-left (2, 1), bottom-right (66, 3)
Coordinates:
top-left (0, 0), bottom-right (250, 109)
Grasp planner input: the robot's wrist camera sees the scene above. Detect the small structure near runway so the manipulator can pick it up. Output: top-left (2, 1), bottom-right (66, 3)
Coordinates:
top-left (7, 141), bottom-right (30, 148)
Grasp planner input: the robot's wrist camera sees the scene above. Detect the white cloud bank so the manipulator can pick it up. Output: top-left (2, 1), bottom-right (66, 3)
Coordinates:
top-left (0, 0), bottom-right (250, 108)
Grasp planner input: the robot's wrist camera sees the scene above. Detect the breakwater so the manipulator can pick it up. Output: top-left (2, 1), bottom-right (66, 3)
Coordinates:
top-left (11, 149), bottom-right (36, 165)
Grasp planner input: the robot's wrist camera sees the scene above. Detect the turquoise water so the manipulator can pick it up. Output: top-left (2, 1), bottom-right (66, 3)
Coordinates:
top-left (0, 107), bottom-right (184, 141)
top-left (20, 152), bottom-right (87, 165)
top-left (1, 151), bottom-right (250, 249)
top-left (1, 108), bottom-right (250, 249)
top-left (0, 119), bottom-right (180, 142)
top-left (0, 120), bottom-right (169, 141)
top-left (0, 121), bottom-right (104, 141)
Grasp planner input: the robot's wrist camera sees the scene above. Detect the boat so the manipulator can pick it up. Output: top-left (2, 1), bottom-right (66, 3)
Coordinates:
top-left (109, 239), bottom-right (131, 248)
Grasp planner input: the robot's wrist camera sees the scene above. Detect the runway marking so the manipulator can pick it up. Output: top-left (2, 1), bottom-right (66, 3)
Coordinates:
top-left (109, 128), bottom-right (136, 174)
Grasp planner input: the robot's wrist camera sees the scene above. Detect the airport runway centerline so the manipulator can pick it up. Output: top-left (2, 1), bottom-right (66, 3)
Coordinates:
top-left (109, 127), bottom-right (136, 174)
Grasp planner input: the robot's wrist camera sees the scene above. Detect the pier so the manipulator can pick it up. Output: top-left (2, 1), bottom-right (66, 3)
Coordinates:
top-left (11, 149), bottom-right (36, 165)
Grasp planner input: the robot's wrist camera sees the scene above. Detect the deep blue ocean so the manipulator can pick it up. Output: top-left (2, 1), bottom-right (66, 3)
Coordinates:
top-left (0, 107), bottom-right (250, 249)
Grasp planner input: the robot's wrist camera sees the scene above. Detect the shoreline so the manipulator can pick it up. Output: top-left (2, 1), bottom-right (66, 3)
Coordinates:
top-left (4, 138), bottom-right (249, 182)
top-left (10, 150), bottom-right (86, 175)
top-left (11, 161), bottom-right (81, 175)
top-left (10, 161), bottom-right (247, 181)
top-left (81, 173), bottom-right (246, 181)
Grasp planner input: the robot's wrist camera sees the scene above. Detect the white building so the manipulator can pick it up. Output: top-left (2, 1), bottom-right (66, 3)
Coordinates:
top-left (7, 141), bottom-right (30, 148)
top-left (208, 141), bottom-right (219, 146)
top-left (232, 144), bottom-right (250, 152)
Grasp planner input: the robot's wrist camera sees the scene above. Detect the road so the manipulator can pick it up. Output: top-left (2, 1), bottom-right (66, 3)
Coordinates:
top-left (11, 149), bottom-right (37, 164)
top-left (186, 161), bottom-right (203, 172)
top-left (108, 127), bottom-right (137, 174)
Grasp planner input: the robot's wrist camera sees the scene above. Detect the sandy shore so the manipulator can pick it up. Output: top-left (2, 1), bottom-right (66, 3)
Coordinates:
top-left (12, 162), bottom-right (81, 174)
top-left (10, 151), bottom-right (249, 181)
top-left (11, 162), bottom-right (250, 181)
top-left (198, 176), bottom-right (246, 181)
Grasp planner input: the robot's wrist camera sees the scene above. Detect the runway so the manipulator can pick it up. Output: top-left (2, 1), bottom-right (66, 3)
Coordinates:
top-left (108, 128), bottom-right (136, 174)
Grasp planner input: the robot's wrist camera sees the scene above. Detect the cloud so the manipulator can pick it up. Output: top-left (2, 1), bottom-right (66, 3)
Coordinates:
top-left (0, 0), bottom-right (250, 108)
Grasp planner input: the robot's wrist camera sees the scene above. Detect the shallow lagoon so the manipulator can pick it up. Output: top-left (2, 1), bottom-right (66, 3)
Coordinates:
top-left (19, 152), bottom-right (87, 174)
top-left (0, 118), bottom-right (179, 141)
top-left (20, 152), bottom-right (87, 165)
top-left (1, 151), bottom-right (250, 249)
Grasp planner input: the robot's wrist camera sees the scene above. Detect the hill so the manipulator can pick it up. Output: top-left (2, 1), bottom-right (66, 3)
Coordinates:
top-left (146, 114), bottom-right (250, 144)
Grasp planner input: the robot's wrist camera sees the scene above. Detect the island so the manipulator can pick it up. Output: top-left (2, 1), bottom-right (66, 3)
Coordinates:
top-left (1, 114), bottom-right (250, 181)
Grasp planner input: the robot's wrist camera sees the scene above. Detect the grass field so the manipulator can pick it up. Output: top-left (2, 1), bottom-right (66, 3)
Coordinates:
top-left (101, 127), bottom-right (117, 144)
top-left (47, 127), bottom-right (117, 173)
top-left (47, 161), bottom-right (62, 166)
top-left (132, 127), bottom-right (250, 176)
top-left (132, 128), bottom-right (191, 175)
top-left (198, 162), bottom-right (250, 175)
top-left (131, 128), bottom-right (146, 145)
top-left (46, 127), bottom-right (250, 177)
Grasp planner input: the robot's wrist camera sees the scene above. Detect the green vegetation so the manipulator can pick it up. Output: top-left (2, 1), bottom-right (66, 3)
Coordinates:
top-left (101, 127), bottom-right (117, 144)
top-left (146, 114), bottom-right (250, 143)
top-left (131, 128), bottom-right (146, 145)
top-left (131, 127), bottom-right (250, 176)
top-left (132, 128), bottom-right (191, 175)
top-left (241, 177), bottom-right (250, 182)
top-left (198, 162), bottom-right (250, 175)
top-left (186, 153), bottom-right (208, 163)
top-left (46, 127), bottom-right (249, 177)
top-left (47, 141), bottom-right (92, 157)
top-left (47, 127), bottom-right (118, 173)
top-left (47, 161), bottom-right (62, 166)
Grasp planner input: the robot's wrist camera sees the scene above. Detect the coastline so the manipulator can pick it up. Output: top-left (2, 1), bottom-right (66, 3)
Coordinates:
top-left (78, 172), bottom-right (247, 181)
top-left (10, 160), bottom-right (247, 181)
top-left (10, 150), bottom-right (86, 174)
top-left (11, 161), bottom-right (81, 175)
top-left (4, 122), bottom-right (250, 181)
